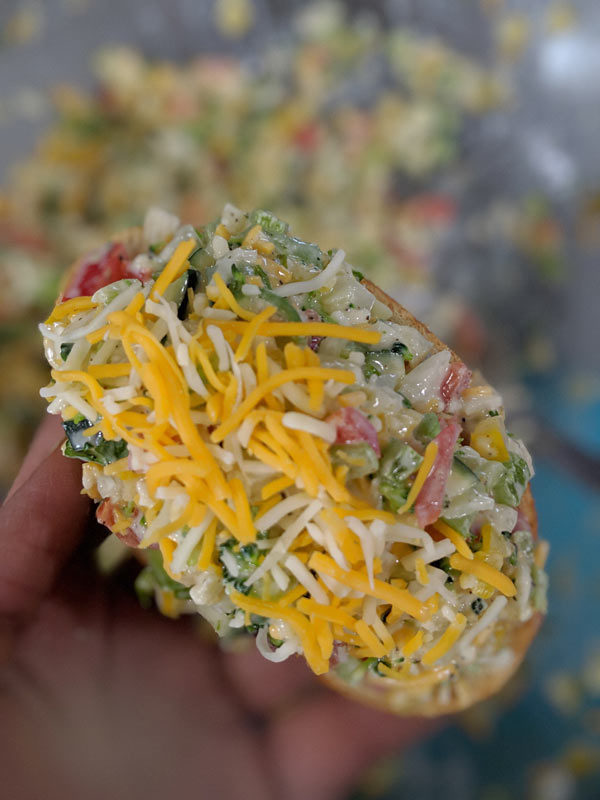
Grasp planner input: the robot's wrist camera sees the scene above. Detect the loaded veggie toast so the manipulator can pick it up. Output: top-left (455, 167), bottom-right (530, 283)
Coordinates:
top-left (39, 205), bottom-right (548, 714)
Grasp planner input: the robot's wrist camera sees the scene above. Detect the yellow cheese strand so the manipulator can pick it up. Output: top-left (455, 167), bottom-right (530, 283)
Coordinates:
top-left (102, 457), bottom-right (130, 476)
top-left (151, 239), bottom-right (196, 299)
top-left (51, 368), bottom-right (104, 402)
top-left (229, 591), bottom-right (328, 675)
top-left (212, 273), bottom-right (256, 322)
top-left (394, 441), bottom-right (439, 515)
top-left (126, 290), bottom-right (147, 316)
top-left (230, 478), bottom-right (256, 544)
top-left (197, 518), bottom-right (218, 570)
top-left (432, 519), bottom-right (474, 560)
top-left (296, 598), bottom-right (355, 629)
top-left (255, 342), bottom-right (281, 412)
top-left (313, 617), bottom-right (334, 661)
top-left (303, 347), bottom-right (323, 410)
top-left (421, 613), bottom-right (467, 666)
top-left (45, 296), bottom-right (97, 324)
top-left (146, 459), bottom-right (209, 493)
top-left (248, 438), bottom-right (297, 480)
top-left (283, 342), bottom-right (304, 369)
top-left (253, 427), bottom-right (298, 473)
top-left (297, 431), bottom-right (350, 503)
top-left (87, 363), bottom-right (132, 379)
top-left (264, 415), bottom-right (319, 496)
top-left (449, 553), bottom-right (516, 597)
top-left (158, 538), bottom-right (179, 578)
top-left (115, 318), bottom-right (229, 497)
top-left (234, 305), bottom-right (276, 362)
top-left (402, 629), bottom-right (424, 658)
top-left (190, 341), bottom-right (226, 392)
top-left (84, 325), bottom-right (108, 344)
top-left (210, 319), bottom-right (382, 345)
top-left (415, 557), bottom-right (429, 585)
top-left (210, 366), bottom-right (355, 443)
top-left (354, 619), bottom-right (387, 658)
top-left (277, 585), bottom-right (308, 607)
top-left (260, 475), bottom-right (295, 501)
top-left (309, 552), bottom-right (426, 620)
top-left (140, 500), bottom-right (196, 548)
top-left (221, 375), bottom-right (238, 420)
top-left (116, 411), bottom-right (153, 428)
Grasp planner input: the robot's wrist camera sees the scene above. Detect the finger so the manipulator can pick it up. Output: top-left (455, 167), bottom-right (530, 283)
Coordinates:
top-left (5, 415), bottom-right (65, 502)
top-left (268, 692), bottom-right (441, 800)
top-left (221, 643), bottom-right (319, 716)
top-left (0, 444), bottom-right (90, 661)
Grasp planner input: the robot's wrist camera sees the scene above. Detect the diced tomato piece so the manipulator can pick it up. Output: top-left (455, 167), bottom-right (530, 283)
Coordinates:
top-left (327, 407), bottom-right (381, 457)
top-left (96, 499), bottom-right (140, 548)
top-left (414, 420), bottom-right (461, 527)
top-left (62, 242), bottom-right (134, 300)
top-left (440, 361), bottom-right (472, 410)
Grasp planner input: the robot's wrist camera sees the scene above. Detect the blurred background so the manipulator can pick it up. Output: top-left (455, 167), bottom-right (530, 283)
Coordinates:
top-left (0, 0), bottom-right (599, 797)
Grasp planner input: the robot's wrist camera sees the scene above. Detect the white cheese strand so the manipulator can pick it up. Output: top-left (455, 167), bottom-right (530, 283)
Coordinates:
top-left (401, 539), bottom-right (456, 571)
top-left (255, 625), bottom-right (300, 663)
top-left (283, 554), bottom-right (329, 604)
top-left (282, 412), bottom-right (336, 443)
top-left (206, 324), bottom-right (230, 371)
top-left (246, 499), bottom-right (322, 587)
top-left (171, 512), bottom-right (215, 574)
top-left (273, 249), bottom-right (346, 297)
top-left (459, 595), bottom-right (508, 657)
top-left (346, 516), bottom-right (376, 589)
top-left (41, 281), bottom-right (142, 343)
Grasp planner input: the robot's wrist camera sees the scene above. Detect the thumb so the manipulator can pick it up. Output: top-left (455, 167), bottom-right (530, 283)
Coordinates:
top-left (0, 427), bottom-right (91, 662)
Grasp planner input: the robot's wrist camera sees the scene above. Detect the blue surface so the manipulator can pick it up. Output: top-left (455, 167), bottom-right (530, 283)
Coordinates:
top-left (367, 451), bottom-right (600, 799)
top-left (528, 374), bottom-right (600, 460)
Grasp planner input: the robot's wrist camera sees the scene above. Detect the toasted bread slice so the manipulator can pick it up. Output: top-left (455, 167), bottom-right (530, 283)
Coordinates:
top-left (57, 229), bottom-right (544, 716)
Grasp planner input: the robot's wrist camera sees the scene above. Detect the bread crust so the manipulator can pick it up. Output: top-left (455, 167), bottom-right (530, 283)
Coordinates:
top-left (58, 232), bottom-right (544, 716)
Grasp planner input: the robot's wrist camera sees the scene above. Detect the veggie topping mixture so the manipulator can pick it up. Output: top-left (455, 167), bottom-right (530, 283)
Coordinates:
top-left (40, 205), bottom-right (548, 697)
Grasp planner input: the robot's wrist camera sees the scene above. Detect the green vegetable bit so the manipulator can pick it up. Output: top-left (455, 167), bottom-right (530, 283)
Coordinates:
top-left (62, 418), bottom-right (128, 466)
top-left (492, 453), bottom-right (530, 507)
top-left (227, 264), bottom-right (246, 299)
top-left (330, 443), bottom-right (379, 479)
top-left (414, 412), bottom-right (441, 443)
top-left (134, 548), bottom-right (190, 608)
top-left (378, 442), bottom-right (423, 511)
top-left (259, 286), bottom-right (301, 321)
top-left (60, 343), bottom-right (74, 361)
top-left (248, 208), bottom-right (289, 235)
top-left (219, 539), bottom-right (261, 594)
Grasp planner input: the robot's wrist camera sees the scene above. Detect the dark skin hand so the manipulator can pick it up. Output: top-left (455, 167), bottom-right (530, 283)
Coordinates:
top-left (0, 417), bottom-right (438, 800)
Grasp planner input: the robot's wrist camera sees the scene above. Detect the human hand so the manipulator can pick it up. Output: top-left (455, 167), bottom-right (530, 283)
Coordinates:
top-left (0, 416), bottom-right (438, 800)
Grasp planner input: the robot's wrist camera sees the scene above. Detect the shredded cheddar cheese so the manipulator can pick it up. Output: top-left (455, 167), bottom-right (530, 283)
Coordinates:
top-left (421, 613), bottom-right (467, 666)
top-left (394, 440), bottom-right (438, 515)
top-left (40, 204), bottom-right (543, 701)
top-left (432, 519), bottom-right (474, 560)
top-left (450, 553), bottom-right (517, 597)
top-left (46, 295), bottom-right (98, 324)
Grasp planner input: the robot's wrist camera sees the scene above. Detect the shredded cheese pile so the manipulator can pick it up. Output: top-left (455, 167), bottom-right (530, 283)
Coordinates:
top-left (40, 212), bottom-right (540, 693)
